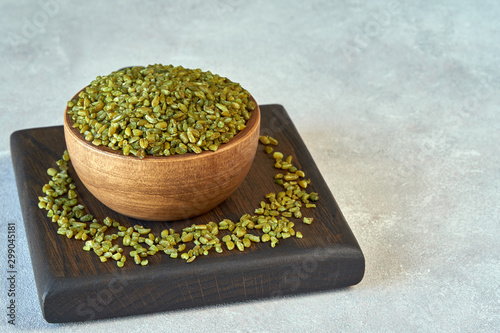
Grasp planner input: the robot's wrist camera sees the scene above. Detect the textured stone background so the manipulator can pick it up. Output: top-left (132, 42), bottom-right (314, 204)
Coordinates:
top-left (1, 0), bottom-right (499, 332)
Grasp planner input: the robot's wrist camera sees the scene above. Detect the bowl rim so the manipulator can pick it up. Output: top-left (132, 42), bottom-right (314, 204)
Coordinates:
top-left (64, 89), bottom-right (261, 162)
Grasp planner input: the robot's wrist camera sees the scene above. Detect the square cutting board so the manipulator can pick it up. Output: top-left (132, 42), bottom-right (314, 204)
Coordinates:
top-left (10, 104), bottom-right (364, 323)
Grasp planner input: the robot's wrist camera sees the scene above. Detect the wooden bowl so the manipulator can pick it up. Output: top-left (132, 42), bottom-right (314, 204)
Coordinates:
top-left (63, 92), bottom-right (261, 221)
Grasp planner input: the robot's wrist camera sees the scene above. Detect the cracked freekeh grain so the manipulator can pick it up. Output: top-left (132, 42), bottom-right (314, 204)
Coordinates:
top-left (38, 130), bottom-right (319, 266)
top-left (66, 64), bottom-right (256, 158)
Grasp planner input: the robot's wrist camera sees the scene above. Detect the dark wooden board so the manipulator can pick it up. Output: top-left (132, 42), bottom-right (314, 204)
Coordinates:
top-left (10, 104), bottom-right (364, 323)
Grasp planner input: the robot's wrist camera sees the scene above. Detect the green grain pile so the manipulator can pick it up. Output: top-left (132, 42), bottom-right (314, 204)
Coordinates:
top-left (66, 64), bottom-right (256, 158)
top-left (38, 137), bottom-right (319, 266)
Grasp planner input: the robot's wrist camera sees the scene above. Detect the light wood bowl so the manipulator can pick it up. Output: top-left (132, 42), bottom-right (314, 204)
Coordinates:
top-left (63, 91), bottom-right (261, 221)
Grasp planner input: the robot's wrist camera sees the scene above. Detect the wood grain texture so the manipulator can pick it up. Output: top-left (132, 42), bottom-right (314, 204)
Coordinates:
top-left (63, 96), bottom-right (260, 221)
top-left (10, 104), bottom-right (364, 323)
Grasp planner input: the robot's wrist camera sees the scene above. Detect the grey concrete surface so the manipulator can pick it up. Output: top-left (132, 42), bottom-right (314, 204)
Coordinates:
top-left (1, 0), bottom-right (499, 332)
